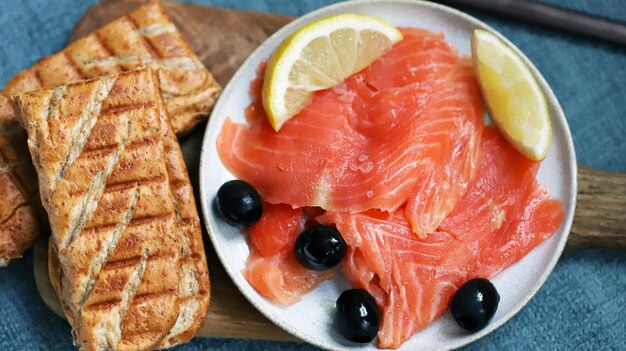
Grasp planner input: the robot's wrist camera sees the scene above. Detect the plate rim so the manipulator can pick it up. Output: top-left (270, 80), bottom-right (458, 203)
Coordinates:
top-left (198, 0), bottom-right (578, 350)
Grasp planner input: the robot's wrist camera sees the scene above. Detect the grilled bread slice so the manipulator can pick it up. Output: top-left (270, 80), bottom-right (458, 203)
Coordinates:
top-left (0, 1), bottom-right (219, 266)
top-left (0, 94), bottom-right (41, 266)
top-left (15, 69), bottom-right (210, 350)
top-left (4, 1), bottom-right (220, 135)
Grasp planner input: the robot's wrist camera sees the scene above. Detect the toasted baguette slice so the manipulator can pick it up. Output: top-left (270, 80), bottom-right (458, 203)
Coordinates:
top-left (15, 69), bottom-right (210, 350)
top-left (4, 1), bottom-right (220, 135)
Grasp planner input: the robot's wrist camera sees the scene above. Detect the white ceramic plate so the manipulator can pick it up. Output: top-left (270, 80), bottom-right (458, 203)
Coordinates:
top-left (198, 1), bottom-right (577, 350)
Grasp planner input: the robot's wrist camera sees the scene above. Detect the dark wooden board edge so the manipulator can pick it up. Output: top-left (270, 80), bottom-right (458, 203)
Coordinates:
top-left (569, 165), bottom-right (626, 251)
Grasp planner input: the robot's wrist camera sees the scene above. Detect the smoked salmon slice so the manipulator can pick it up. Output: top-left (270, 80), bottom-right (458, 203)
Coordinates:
top-left (244, 203), bottom-right (331, 305)
top-left (318, 128), bottom-right (564, 348)
top-left (218, 29), bottom-right (484, 237)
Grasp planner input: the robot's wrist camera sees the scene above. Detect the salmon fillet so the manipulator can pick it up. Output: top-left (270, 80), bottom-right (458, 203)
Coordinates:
top-left (217, 29), bottom-right (483, 238)
top-left (319, 128), bottom-right (564, 349)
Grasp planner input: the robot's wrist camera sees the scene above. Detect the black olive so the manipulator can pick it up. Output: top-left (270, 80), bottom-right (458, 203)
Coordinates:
top-left (335, 289), bottom-right (381, 343)
top-left (216, 180), bottom-right (263, 228)
top-left (294, 225), bottom-right (346, 270)
top-left (451, 278), bottom-right (500, 331)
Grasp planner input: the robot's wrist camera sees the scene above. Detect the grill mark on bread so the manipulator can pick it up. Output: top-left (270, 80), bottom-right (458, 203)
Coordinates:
top-left (131, 289), bottom-right (177, 303)
top-left (100, 101), bottom-right (155, 116)
top-left (79, 213), bottom-right (172, 235)
top-left (128, 213), bottom-right (173, 227)
top-left (82, 212), bottom-right (173, 233)
top-left (68, 175), bottom-right (166, 197)
top-left (83, 212), bottom-right (175, 240)
top-left (63, 112), bottom-right (131, 248)
top-left (92, 31), bottom-right (123, 74)
top-left (105, 252), bottom-right (177, 270)
top-left (77, 187), bottom-right (139, 314)
top-left (31, 70), bottom-right (44, 88)
top-left (91, 249), bottom-right (148, 349)
top-left (83, 299), bottom-right (122, 312)
top-left (79, 144), bottom-right (118, 159)
top-left (81, 222), bottom-right (117, 235)
top-left (51, 77), bottom-right (115, 192)
top-left (126, 137), bottom-right (159, 149)
top-left (62, 51), bottom-right (87, 80)
top-left (88, 250), bottom-right (179, 348)
top-left (126, 15), bottom-right (160, 60)
top-left (100, 256), bottom-right (142, 271)
top-left (106, 174), bottom-right (166, 188)
top-left (79, 136), bottom-right (159, 159)
top-left (92, 253), bottom-right (175, 278)
top-left (104, 175), bottom-right (167, 194)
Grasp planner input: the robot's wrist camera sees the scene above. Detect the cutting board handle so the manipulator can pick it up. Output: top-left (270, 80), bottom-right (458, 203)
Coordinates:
top-left (568, 165), bottom-right (626, 251)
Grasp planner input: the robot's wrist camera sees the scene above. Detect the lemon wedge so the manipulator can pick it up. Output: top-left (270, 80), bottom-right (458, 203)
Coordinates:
top-left (262, 14), bottom-right (403, 131)
top-left (472, 29), bottom-right (551, 161)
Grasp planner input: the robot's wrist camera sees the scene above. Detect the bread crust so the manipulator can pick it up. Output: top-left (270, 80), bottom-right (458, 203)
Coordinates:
top-left (17, 69), bottom-right (210, 350)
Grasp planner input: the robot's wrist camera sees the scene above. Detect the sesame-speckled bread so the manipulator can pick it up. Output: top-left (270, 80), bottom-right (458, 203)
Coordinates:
top-left (0, 0), bottom-right (219, 267)
top-left (4, 2), bottom-right (221, 134)
top-left (4, 1), bottom-right (220, 135)
top-left (14, 69), bottom-right (210, 350)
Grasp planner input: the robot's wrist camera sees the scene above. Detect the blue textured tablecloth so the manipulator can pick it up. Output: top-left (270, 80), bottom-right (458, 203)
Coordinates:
top-left (0, 0), bottom-right (624, 350)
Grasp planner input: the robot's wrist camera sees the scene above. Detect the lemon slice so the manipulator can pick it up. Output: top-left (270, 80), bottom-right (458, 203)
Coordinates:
top-left (472, 29), bottom-right (551, 161)
top-left (262, 14), bottom-right (403, 131)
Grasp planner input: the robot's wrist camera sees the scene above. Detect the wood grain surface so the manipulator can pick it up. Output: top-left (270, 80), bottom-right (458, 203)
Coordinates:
top-left (568, 165), bottom-right (626, 251)
top-left (33, 0), bottom-right (626, 343)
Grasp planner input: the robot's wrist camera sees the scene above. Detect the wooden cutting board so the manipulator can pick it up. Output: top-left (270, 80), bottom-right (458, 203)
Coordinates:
top-left (33, 0), bottom-right (626, 342)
